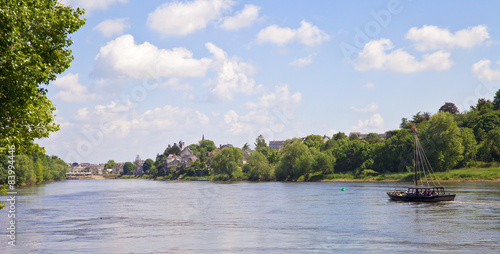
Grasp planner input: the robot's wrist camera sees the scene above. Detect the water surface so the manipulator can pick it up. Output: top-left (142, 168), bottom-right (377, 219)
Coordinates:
top-left (1, 180), bottom-right (499, 253)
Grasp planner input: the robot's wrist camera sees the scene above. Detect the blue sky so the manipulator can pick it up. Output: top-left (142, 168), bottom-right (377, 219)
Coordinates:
top-left (40, 0), bottom-right (500, 163)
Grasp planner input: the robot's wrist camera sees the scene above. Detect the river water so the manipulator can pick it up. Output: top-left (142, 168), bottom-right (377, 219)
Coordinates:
top-left (1, 180), bottom-right (499, 253)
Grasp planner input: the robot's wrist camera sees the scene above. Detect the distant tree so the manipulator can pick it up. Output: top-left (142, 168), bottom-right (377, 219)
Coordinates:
top-left (142, 158), bottom-right (154, 174)
top-left (471, 98), bottom-right (493, 113)
top-left (72, 162), bottom-right (79, 167)
top-left (123, 162), bottom-right (135, 175)
top-left (349, 133), bottom-right (359, 141)
top-left (365, 133), bottom-right (382, 144)
top-left (164, 144), bottom-right (181, 155)
top-left (199, 139), bottom-right (217, 152)
top-left (439, 102), bottom-right (459, 114)
top-left (0, 184), bottom-right (6, 210)
top-left (242, 143), bottom-right (250, 151)
top-left (275, 140), bottom-right (313, 180)
top-left (304, 134), bottom-right (324, 150)
top-left (104, 160), bottom-right (117, 172)
top-left (400, 118), bottom-right (408, 129)
top-left (148, 165), bottom-right (158, 177)
top-left (421, 112), bottom-right (464, 170)
top-left (314, 151), bottom-right (335, 174)
top-left (477, 128), bottom-right (500, 162)
top-left (333, 132), bottom-right (347, 140)
top-left (494, 89), bottom-right (500, 110)
top-left (412, 111), bottom-right (432, 124)
top-left (255, 134), bottom-right (267, 149)
top-left (211, 147), bottom-right (243, 177)
top-left (245, 151), bottom-right (275, 181)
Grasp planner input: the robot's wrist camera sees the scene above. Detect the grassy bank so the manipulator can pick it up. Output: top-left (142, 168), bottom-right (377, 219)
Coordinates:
top-left (317, 167), bottom-right (500, 182)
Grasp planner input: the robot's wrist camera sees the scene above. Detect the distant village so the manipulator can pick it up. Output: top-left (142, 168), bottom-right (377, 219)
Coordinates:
top-left (67, 132), bottom-right (389, 177)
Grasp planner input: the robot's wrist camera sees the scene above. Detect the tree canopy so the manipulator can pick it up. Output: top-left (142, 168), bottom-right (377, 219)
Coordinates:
top-left (0, 0), bottom-right (85, 154)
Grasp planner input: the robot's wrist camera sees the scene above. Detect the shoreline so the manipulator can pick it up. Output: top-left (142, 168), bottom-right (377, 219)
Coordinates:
top-left (63, 175), bottom-right (500, 182)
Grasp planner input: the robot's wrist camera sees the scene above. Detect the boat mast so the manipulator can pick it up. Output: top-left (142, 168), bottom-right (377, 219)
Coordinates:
top-left (413, 126), bottom-right (418, 186)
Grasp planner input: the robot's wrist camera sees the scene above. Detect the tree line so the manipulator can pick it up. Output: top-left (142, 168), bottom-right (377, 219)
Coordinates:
top-left (0, 153), bottom-right (68, 185)
top-left (126, 91), bottom-right (500, 181)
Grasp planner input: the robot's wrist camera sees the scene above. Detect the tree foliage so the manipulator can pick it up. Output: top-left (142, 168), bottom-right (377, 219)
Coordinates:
top-left (211, 147), bottom-right (243, 177)
top-left (244, 151), bottom-right (275, 181)
top-left (122, 162), bottom-right (135, 175)
top-left (275, 140), bottom-right (313, 180)
top-left (439, 102), bottom-right (459, 114)
top-left (254, 134), bottom-right (267, 150)
top-left (0, 0), bottom-right (85, 154)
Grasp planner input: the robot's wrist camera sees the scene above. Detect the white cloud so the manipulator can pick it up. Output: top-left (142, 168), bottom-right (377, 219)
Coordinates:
top-left (75, 107), bottom-right (89, 120)
top-left (289, 54), bottom-right (314, 67)
top-left (196, 111), bottom-right (210, 125)
top-left (93, 18), bottom-right (130, 38)
top-left (60, 0), bottom-right (127, 11)
top-left (352, 113), bottom-right (384, 132)
top-left (351, 103), bottom-right (379, 113)
top-left (363, 82), bottom-right (375, 89)
top-left (257, 20), bottom-right (330, 46)
top-left (406, 25), bottom-right (489, 51)
top-left (472, 59), bottom-right (500, 82)
top-left (222, 85), bottom-right (302, 137)
top-left (354, 38), bottom-right (453, 72)
top-left (220, 4), bottom-right (260, 30)
top-left (246, 85), bottom-right (301, 110)
top-left (205, 42), bottom-right (260, 100)
top-left (93, 34), bottom-right (212, 79)
top-left (52, 73), bottom-right (97, 102)
top-left (147, 0), bottom-right (233, 36)
top-left (156, 79), bottom-right (193, 91)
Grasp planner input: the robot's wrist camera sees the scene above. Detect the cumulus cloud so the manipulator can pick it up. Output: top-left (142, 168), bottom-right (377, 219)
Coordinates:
top-left (60, 0), bottom-right (127, 11)
top-left (472, 59), bottom-right (500, 82)
top-left (222, 85), bottom-right (302, 137)
top-left (205, 42), bottom-right (260, 100)
top-left (257, 20), bottom-right (330, 46)
top-left (147, 0), bottom-right (233, 36)
top-left (93, 18), bottom-right (130, 38)
top-left (351, 103), bottom-right (379, 113)
top-left (52, 73), bottom-right (97, 102)
top-left (352, 113), bottom-right (384, 132)
top-left (92, 34), bottom-right (212, 79)
top-left (220, 4), bottom-right (260, 30)
top-left (406, 25), bottom-right (489, 51)
top-left (289, 54), bottom-right (314, 67)
top-left (354, 38), bottom-right (453, 72)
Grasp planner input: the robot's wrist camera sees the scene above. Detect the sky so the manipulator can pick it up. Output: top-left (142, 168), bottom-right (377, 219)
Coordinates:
top-left (38, 0), bottom-right (500, 164)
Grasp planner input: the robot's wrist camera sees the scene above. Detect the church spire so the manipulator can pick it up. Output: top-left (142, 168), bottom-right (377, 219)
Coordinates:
top-left (202, 133), bottom-right (205, 141)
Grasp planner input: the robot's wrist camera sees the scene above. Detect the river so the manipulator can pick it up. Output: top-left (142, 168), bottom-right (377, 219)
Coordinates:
top-left (1, 180), bottom-right (499, 253)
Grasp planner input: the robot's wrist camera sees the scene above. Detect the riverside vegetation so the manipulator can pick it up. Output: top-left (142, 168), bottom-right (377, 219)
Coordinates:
top-left (112, 98), bottom-right (500, 182)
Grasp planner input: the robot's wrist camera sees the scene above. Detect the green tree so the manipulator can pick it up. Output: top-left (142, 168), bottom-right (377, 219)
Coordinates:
top-left (365, 133), bottom-right (382, 144)
top-left (439, 102), bottom-right (459, 114)
top-left (142, 158), bottom-right (154, 174)
top-left (494, 89), bottom-right (500, 110)
top-left (148, 165), bottom-right (158, 177)
top-left (459, 128), bottom-right (477, 167)
top-left (0, 184), bottom-right (6, 210)
top-left (255, 134), bottom-right (267, 149)
top-left (477, 128), bottom-right (500, 162)
top-left (275, 140), bottom-right (313, 180)
top-left (122, 162), bottom-right (135, 175)
top-left (0, 0), bottom-right (85, 154)
top-left (245, 151), bottom-right (275, 181)
top-left (314, 151), bottom-right (335, 174)
top-left (421, 112), bottom-right (464, 171)
top-left (199, 139), bottom-right (217, 152)
top-left (304, 134), bottom-right (324, 150)
top-left (104, 160), bottom-right (117, 171)
top-left (211, 147), bottom-right (243, 177)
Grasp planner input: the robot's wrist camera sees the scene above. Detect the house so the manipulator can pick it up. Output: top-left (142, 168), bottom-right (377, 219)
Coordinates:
top-left (269, 141), bottom-right (285, 150)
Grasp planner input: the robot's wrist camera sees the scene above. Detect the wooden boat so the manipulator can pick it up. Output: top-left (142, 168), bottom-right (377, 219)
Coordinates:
top-left (387, 127), bottom-right (455, 202)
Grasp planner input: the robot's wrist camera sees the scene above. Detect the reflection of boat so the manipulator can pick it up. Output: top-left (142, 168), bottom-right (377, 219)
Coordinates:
top-left (387, 127), bottom-right (456, 202)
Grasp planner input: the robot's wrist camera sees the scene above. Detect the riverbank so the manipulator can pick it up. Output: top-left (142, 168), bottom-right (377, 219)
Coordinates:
top-left (70, 167), bottom-right (500, 183)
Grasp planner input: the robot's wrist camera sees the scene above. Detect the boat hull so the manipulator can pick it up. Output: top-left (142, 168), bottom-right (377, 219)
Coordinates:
top-left (387, 192), bottom-right (455, 202)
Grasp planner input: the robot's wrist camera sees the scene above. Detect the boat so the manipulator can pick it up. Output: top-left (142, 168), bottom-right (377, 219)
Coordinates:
top-left (387, 127), bottom-right (456, 202)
